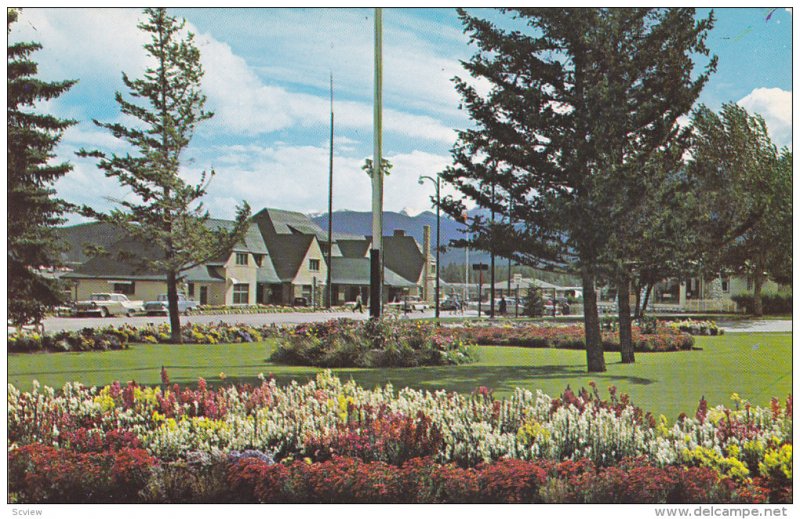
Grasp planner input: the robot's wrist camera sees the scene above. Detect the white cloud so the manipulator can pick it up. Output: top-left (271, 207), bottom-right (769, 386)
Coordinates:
top-left (737, 87), bottom-right (792, 147)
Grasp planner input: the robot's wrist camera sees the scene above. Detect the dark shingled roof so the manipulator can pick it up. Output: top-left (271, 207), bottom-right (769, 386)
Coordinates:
top-left (331, 257), bottom-right (416, 287)
top-left (182, 265), bottom-right (226, 283)
top-left (206, 220), bottom-right (268, 254)
top-left (56, 222), bottom-right (127, 266)
top-left (336, 239), bottom-right (371, 258)
top-left (253, 208), bottom-right (360, 242)
top-left (62, 236), bottom-right (165, 280)
top-left (383, 235), bottom-right (425, 285)
top-left (265, 234), bottom-right (316, 282)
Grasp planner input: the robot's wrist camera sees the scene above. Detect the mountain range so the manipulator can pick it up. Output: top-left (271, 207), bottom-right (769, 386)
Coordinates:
top-left (312, 209), bottom-right (487, 265)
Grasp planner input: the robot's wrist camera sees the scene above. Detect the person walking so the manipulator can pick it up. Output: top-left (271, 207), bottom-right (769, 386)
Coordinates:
top-left (354, 293), bottom-right (364, 313)
top-left (499, 296), bottom-right (508, 316)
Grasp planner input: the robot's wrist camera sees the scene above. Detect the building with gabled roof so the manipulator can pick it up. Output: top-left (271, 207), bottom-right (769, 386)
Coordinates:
top-left (55, 207), bottom-right (437, 308)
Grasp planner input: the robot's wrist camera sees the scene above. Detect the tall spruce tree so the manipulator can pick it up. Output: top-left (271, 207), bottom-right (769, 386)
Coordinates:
top-left (79, 8), bottom-right (250, 343)
top-left (8, 9), bottom-right (78, 328)
top-left (442, 8), bottom-right (715, 372)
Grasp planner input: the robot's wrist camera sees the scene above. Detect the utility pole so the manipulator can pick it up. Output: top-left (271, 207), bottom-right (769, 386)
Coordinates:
top-left (326, 73), bottom-right (334, 308)
top-left (369, 7), bottom-right (383, 318)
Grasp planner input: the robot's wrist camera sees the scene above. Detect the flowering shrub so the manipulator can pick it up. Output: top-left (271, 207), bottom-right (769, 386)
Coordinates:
top-left (7, 373), bottom-right (792, 503)
top-left (8, 444), bottom-right (157, 503)
top-left (666, 319), bottom-right (723, 336)
top-left (8, 322), bottom-right (281, 353)
top-left (9, 328), bottom-right (129, 353)
top-left (223, 455), bottom-right (769, 504)
top-left (444, 324), bottom-right (694, 352)
top-left (271, 319), bottom-right (478, 367)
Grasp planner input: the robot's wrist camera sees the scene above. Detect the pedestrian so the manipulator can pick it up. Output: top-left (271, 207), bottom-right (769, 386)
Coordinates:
top-left (499, 296), bottom-right (507, 316)
top-left (354, 293), bottom-right (363, 313)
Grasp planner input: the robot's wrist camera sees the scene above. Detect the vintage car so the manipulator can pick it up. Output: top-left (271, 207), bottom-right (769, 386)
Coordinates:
top-left (75, 293), bottom-right (144, 317)
top-left (386, 296), bottom-right (430, 313)
top-left (144, 293), bottom-right (200, 316)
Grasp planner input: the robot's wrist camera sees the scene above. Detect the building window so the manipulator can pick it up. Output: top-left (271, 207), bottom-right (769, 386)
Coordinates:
top-left (235, 253), bottom-right (248, 266)
top-left (721, 276), bottom-right (730, 293)
top-left (233, 283), bottom-right (249, 305)
top-left (253, 254), bottom-right (263, 267)
top-left (309, 259), bottom-right (320, 271)
top-left (112, 282), bottom-right (135, 295)
top-left (747, 276), bottom-right (753, 291)
top-left (187, 282), bottom-right (195, 297)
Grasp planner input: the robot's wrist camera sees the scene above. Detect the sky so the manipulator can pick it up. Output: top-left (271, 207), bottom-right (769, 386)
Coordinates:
top-left (8, 7), bottom-right (793, 225)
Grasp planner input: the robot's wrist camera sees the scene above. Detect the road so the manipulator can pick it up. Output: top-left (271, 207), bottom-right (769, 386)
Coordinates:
top-left (41, 309), bottom-right (434, 332)
top-left (39, 311), bottom-right (791, 334)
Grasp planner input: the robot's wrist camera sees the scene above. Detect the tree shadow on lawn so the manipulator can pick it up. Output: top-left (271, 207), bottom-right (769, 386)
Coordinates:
top-left (179, 363), bottom-right (656, 395)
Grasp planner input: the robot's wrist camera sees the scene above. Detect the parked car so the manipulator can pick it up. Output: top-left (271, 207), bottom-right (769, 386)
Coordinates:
top-left (75, 293), bottom-right (144, 317)
top-left (144, 293), bottom-right (199, 316)
top-left (292, 297), bottom-right (308, 307)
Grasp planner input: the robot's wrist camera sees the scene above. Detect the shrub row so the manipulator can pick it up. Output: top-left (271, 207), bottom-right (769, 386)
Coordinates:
top-left (8, 446), bottom-right (787, 504)
top-left (270, 319), bottom-right (478, 367)
top-left (731, 293), bottom-right (792, 315)
top-left (8, 322), bottom-right (280, 353)
top-left (444, 324), bottom-right (694, 352)
top-left (9, 328), bottom-right (129, 353)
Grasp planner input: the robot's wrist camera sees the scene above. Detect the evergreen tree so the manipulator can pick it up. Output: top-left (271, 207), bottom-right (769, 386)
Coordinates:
top-left (443, 8), bottom-right (715, 372)
top-left (7, 8), bottom-right (78, 328)
top-left (79, 8), bottom-right (250, 343)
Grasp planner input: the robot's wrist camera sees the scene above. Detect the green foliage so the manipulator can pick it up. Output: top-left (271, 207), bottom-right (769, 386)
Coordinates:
top-left (7, 9), bottom-right (78, 326)
top-left (687, 104), bottom-right (789, 315)
top-left (440, 8), bottom-right (717, 373)
top-left (271, 319), bottom-right (478, 368)
top-left (523, 289), bottom-right (544, 317)
top-left (77, 8), bottom-right (250, 342)
top-left (731, 293), bottom-right (792, 315)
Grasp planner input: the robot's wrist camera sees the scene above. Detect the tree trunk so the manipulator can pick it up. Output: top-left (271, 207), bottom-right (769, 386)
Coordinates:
top-left (639, 283), bottom-right (653, 318)
top-left (753, 267), bottom-right (764, 317)
top-left (167, 270), bottom-right (183, 344)
top-left (582, 269), bottom-right (606, 373)
top-left (633, 283), bottom-right (642, 319)
top-left (617, 273), bottom-right (635, 364)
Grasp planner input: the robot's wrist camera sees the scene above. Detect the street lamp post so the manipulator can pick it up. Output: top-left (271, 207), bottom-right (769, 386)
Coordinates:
top-left (418, 174), bottom-right (440, 320)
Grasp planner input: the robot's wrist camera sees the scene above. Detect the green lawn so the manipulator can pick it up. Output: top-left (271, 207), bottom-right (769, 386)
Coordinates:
top-left (8, 332), bottom-right (791, 420)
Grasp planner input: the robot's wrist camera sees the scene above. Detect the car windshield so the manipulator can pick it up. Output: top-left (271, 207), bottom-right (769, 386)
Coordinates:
top-left (90, 294), bottom-right (111, 301)
top-left (158, 295), bottom-right (169, 301)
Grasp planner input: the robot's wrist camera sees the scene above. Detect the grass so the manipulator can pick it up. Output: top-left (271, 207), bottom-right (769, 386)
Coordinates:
top-left (8, 332), bottom-right (791, 420)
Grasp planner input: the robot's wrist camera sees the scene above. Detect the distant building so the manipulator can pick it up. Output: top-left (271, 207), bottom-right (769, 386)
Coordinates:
top-left (57, 208), bottom-right (437, 307)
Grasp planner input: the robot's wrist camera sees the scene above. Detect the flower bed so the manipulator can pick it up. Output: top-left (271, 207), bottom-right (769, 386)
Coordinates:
top-left (8, 322), bottom-right (281, 353)
top-left (7, 373), bottom-right (791, 503)
top-left (270, 319), bottom-right (477, 367)
top-left (666, 319), bottom-right (724, 336)
top-left (444, 324), bottom-right (695, 352)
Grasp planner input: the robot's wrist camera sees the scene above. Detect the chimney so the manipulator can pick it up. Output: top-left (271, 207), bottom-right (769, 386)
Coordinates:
top-left (393, 229), bottom-right (405, 236)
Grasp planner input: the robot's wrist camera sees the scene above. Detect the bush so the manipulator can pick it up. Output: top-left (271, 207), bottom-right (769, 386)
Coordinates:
top-left (270, 319), bottom-right (478, 368)
top-left (8, 444), bottom-right (157, 503)
top-left (223, 455), bottom-right (771, 504)
top-left (8, 322), bottom-right (282, 353)
top-left (731, 293), bottom-right (792, 315)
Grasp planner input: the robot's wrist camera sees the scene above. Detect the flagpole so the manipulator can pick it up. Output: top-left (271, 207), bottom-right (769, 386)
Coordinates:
top-left (369, 7), bottom-right (383, 318)
top-left (326, 72), bottom-right (334, 308)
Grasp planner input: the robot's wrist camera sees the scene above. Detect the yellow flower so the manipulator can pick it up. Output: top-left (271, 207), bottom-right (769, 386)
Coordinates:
top-left (219, 372), bottom-right (226, 381)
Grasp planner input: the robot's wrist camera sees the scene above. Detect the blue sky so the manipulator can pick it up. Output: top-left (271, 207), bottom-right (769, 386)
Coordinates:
top-left (9, 7), bottom-right (792, 224)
